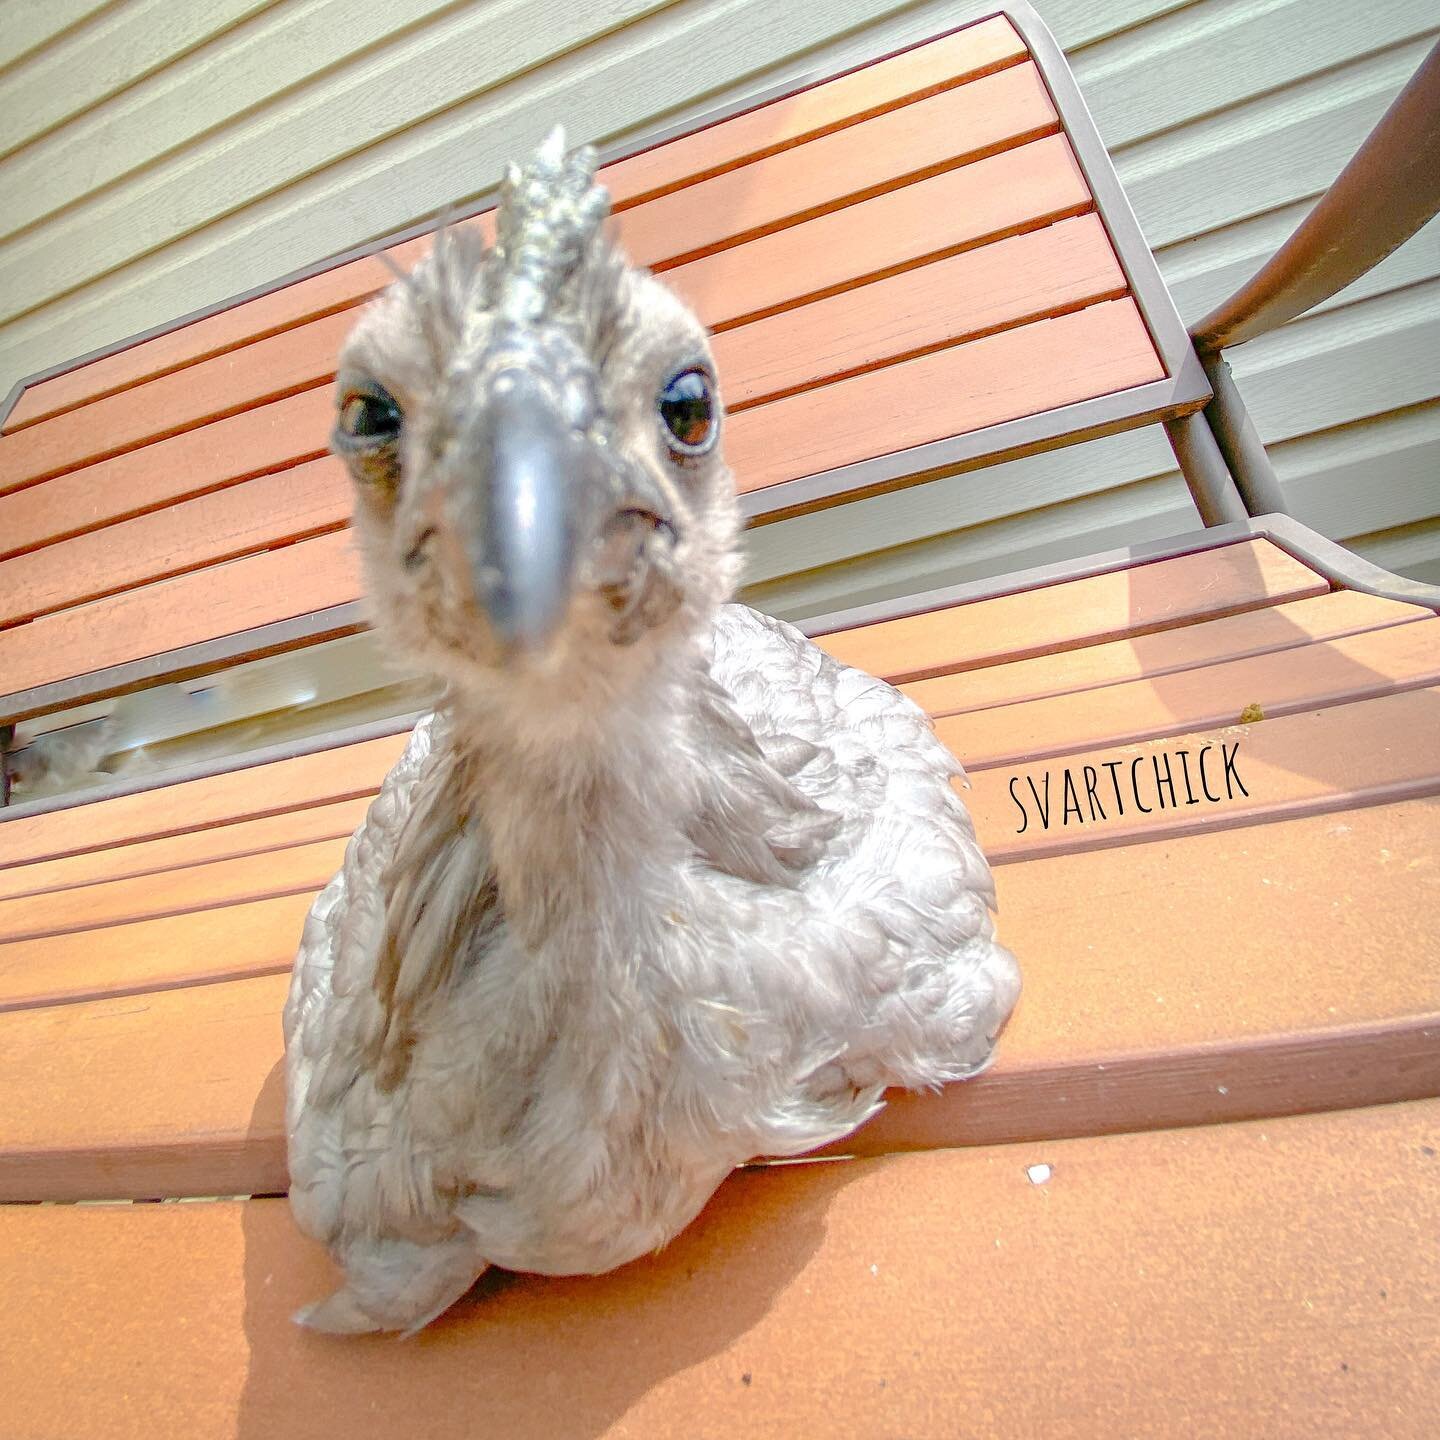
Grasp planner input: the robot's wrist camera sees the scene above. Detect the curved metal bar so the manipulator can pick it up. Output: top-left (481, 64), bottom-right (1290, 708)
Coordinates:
top-left (1193, 37), bottom-right (1440, 353)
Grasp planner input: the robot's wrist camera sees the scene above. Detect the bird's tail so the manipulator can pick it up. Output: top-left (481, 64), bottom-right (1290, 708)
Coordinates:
top-left (294, 1232), bottom-right (487, 1336)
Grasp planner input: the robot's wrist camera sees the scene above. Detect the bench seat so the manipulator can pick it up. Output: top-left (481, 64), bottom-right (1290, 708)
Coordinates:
top-left (2, 531), bottom-right (1436, 1208)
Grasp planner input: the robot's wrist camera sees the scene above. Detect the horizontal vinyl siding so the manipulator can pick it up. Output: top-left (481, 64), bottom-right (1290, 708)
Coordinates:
top-left (0, 0), bottom-right (1436, 610)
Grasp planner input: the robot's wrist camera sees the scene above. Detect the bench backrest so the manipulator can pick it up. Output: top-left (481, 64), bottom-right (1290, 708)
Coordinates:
top-left (0, 3), bottom-right (1208, 729)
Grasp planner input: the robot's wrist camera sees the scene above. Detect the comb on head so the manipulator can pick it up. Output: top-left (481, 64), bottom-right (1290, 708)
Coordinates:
top-left (493, 126), bottom-right (611, 326)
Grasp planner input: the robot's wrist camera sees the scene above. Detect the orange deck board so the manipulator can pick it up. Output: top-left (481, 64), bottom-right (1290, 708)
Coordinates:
top-left (2, 799), bottom-right (1433, 1201)
top-left (3, 1102), bottom-right (1435, 1440)
top-left (604, 14), bottom-right (1028, 206)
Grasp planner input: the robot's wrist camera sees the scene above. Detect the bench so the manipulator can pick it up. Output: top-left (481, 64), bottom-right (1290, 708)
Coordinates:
top-left (2, 3), bottom-right (1438, 1433)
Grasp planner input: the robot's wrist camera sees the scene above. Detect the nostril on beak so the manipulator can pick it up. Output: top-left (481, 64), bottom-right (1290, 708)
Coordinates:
top-left (404, 526), bottom-right (437, 572)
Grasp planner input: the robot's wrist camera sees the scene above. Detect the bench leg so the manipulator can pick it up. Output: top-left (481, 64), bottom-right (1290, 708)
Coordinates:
top-left (1164, 411), bottom-right (1247, 526)
top-left (1201, 353), bottom-right (1289, 517)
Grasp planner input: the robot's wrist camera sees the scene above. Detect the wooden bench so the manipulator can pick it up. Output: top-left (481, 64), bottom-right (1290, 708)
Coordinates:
top-left (2, 3), bottom-right (1438, 1434)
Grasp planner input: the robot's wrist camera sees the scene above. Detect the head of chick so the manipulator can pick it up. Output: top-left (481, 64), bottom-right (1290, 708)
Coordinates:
top-left (331, 130), bottom-right (740, 705)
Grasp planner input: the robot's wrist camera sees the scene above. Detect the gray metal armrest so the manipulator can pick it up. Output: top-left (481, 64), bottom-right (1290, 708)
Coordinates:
top-left (1193, 38), bottom-right (1440, 353)
top-left (1187, 39), bottom-right (1440, 520)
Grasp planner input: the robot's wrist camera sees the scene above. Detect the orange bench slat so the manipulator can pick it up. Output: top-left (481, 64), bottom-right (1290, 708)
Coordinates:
top-left (816, 538), bottom-right (1329, 681)
top-left (0, 835), bottom-right (348, 946)
top-left (0, 59), bottom-right (1060, 496)
top-left (976, 686), bottom-right (1440, 863)
top-left (0, 312), bottom-right (355, 495)
top-left (901, 588), bottom-right (1431, 716)
top-left (944, 616), bottom-right (1440, 771)
top-left (715, 212), bottom-right (1125, 409)
top-left (615, 62), bottom-right (1056, 270)
top-left (9, 607), bottom-right (1435, 1009)
top-left (604, 14), bottom-right (1028, 206)
top-left (0, 890), bottom-right (317, 1014)
top-left (2, 202), bottom-right (1115, 629)
top-left (0, 386), bottom-right (332, 557)
top-left (2, 798), bottom-right (1433, 1200)
top-left (727, 297), bottom-right (1163, 494)
top-left (0, 458), bottom-right (349, 628)
top-left (0, 529), bottom-right (363, 698)
top-left (0, 732), bottom-right (408, 870)
top-left (1, 539), bottom-right (1323, 863)
top-left (2, 131), bottom-right (1094, 550)
top-left (0, 795), bottom-right (371, 903)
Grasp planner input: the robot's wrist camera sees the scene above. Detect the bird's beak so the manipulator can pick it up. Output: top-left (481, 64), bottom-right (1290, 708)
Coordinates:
top-left (442, 367), bottom-right (604, 661)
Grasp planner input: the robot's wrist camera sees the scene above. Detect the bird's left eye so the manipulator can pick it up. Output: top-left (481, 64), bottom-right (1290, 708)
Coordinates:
top-left (657, 369), bottom-right (716, 455)
top-left (336, 385), bottom-right (403, 443)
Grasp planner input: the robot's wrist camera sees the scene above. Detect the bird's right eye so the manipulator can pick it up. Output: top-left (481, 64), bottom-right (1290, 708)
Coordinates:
top-left (336, 384), bottom-right (403, 444)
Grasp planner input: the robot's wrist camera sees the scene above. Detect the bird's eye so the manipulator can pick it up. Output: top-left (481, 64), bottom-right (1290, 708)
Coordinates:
top-left (657, 368), bottom-right (715, 455)
top-left (336, 384), bottom-right (403, 444)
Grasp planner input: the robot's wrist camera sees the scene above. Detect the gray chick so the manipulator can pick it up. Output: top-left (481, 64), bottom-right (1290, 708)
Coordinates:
top-left (284, 129), bottom-right (1020, 1334)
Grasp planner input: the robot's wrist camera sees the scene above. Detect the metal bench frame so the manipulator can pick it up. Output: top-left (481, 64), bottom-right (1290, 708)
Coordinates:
top-left (2, 2), bottom-right (1438, 775)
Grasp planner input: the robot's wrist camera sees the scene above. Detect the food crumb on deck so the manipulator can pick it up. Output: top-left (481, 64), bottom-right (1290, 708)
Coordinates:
top-left (1026, 1163), bottom-right (1052, 1186)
